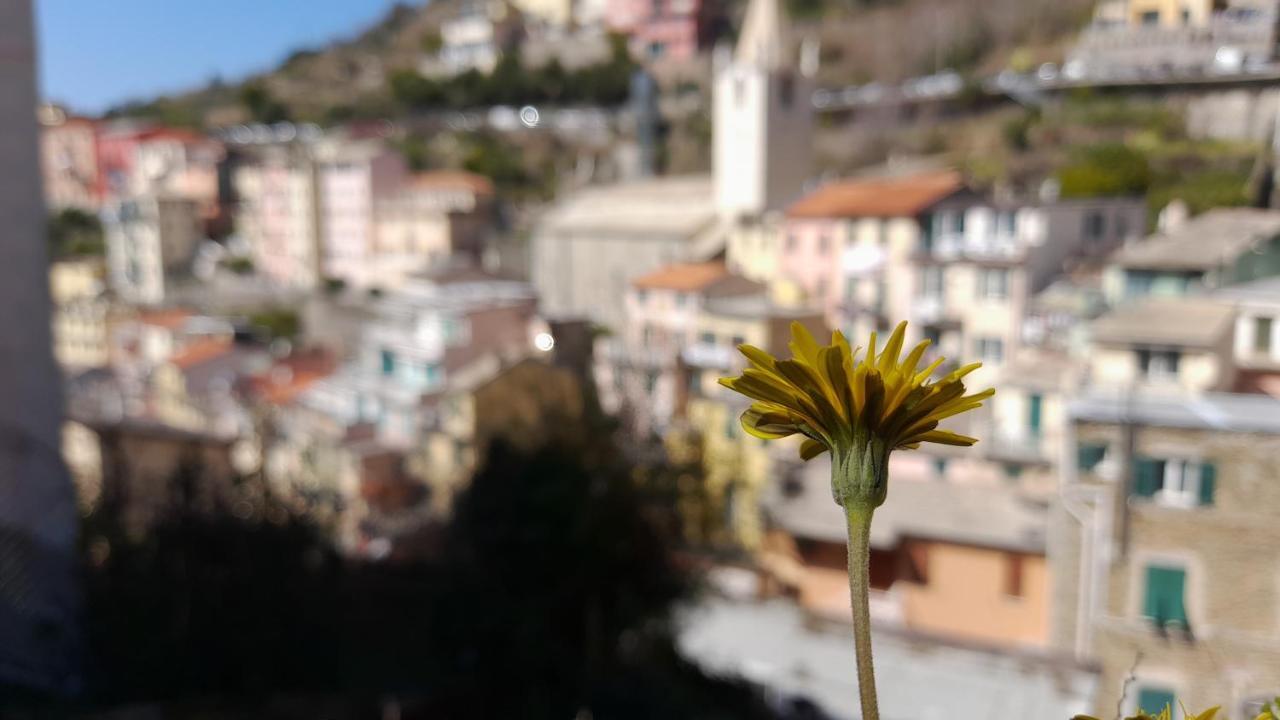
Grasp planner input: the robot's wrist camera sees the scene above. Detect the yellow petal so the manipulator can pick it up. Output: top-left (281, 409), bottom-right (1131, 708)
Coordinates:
top-left (799, 438), bottom-right (828, 461)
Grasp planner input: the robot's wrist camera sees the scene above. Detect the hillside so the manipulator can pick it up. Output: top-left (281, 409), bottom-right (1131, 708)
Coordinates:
top-left (108, 0), bottom-right (1099, 129)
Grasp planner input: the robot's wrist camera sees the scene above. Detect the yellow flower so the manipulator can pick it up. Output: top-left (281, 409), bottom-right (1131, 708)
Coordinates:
top-left (718, 320), bottom-right (993, 508)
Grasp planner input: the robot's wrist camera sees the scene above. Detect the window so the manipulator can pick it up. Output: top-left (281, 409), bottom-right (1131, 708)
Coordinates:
top-left (1142, 564), bottom-right (1188, 628)
top-left (675, 292), bottom-right (688, 308)
top-left (699, 331), bottom-right (716, 345)
top-left (1028, 393), bottom-right (1043, 437)
top-left (1132, 456), bottom-right (1216, 507)
top-left (380, 349), bottom-right (396, 376)
top-left (1140, 10), bottom-right (1160, 25)
top-left (730, 334), bottom-right (746, 347)
top-left (636, 288), bottom-right (649, 303)
top-left (780, 74), bottom-right (795, 108)
top-left (998, 211), bottom-right (1016, 236)
top-left (978, 268), bottom-right (1010, 300)
top-left (1137, 349), bottom-right (1180, 381)
top-left (645, 371), bottom-right (658, 393)
top-left (642, 324), bottom-right (653, 345)
top-left (976, 337), bottom-right (1004, 363)
top-left (1124, 270), bottom-right (1155, 299)
top-left (1137, 686), bottom-right (1177, 717)
top-left (932, 457), bottom-right (947, 477)
top-left (1003, 553), bottom-right (1025, 598)
top-left (919, 266), bottom-right (944, 299)
top-left (950, 211), bottom-right (965, 235)
top-left (1077, 442), bottom-right (1107, 472)
top-left (1254, 316), bottom-right (1274, 354)
top-left (1083, 211), bottom-right (1106, 242)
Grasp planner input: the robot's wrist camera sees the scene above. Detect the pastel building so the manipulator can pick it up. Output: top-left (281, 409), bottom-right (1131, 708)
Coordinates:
top-left (38, 107), bottom-right (101, 211)
top-left (1056, 390), bottom-right (1280, 718)
top-left (615, 261), bottom-right (762, 433)
top-left (104, 195), bottom-right (203, 305)
top-left (1086, 297), bottom-right (1237, 394)
top-left (234, 143), bottom-right (322, 290)
top-left (371, 171), bottom-right (495, 287)
top-left (609, 0), bottom-right (717, 61)
top-left (49, 258), bottom-right (112, 370)
top-left (300, 264), bottom-right (540, 452)
top-left (314, 139), bottom-right (408, 289)
top-left (130, 129), bottom-right (225, 227)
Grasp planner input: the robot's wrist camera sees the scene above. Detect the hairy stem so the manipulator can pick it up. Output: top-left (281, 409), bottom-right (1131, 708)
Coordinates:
top-left (845, 503), bottom-right (879, 720)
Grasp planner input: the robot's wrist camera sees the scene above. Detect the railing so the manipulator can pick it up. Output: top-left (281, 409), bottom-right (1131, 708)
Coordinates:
top-left (681, 343), bottom-right (735, 370)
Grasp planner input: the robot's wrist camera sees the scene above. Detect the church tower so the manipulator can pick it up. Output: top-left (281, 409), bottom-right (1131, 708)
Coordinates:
top-left (713, 0), bottom-right (814, 220)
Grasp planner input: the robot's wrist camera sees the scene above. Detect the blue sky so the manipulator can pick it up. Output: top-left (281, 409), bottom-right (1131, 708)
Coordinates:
top-left (36, 0), bottom-right (415, 114)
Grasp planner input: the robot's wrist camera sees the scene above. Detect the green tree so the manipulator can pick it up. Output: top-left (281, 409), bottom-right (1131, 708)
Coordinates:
top-left (48, 207), bottom-right (105, 259)
top-left (240, 81), bottom-right (290, 124)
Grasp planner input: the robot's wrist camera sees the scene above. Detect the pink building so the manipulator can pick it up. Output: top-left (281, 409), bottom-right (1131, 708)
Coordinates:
top-left (38, 109), bottom-right (102, 211)
top-left (780, 171), bottom-right (966, 333)
top-left (315, 142), bottom-right (408, 289)
top-left (608, 0), bottom-right (717, 61)
top-left (130, 128), bottom-right (225, 226)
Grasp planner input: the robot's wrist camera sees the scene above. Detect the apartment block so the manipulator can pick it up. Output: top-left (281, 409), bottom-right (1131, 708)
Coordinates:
top-left (1055, 390), bottom-right (1280, 718)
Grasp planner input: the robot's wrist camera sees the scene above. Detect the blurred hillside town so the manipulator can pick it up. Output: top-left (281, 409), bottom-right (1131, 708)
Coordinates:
top-left (7, 0), bottom-right (1280, 717)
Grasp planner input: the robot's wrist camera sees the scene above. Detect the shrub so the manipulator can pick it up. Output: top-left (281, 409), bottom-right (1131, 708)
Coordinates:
top-left (1058, 144), bottom-right (1152, 198)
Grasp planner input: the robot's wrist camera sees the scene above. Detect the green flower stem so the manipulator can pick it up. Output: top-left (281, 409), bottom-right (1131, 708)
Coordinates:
top-left (845, 502), bottom-right (880, 720)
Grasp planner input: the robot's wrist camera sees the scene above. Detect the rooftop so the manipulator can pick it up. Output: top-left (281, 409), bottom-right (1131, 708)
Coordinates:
top-left (1111, 208), bottom-right (1280, 271)
top-left (678, 598), bottom-right (1096, 720)
top-left (1071, 388), bottom-right (1280, 434)
top-left (703, 293), bottom-right (825, 320)
top-left (631, 262), bottom-right (763, 297)
top-left (408, 170), bottom-right (494, 196)
top-left (1214, 274), bottom-right (1280, 303)
top-left (539, 175), bottom-right (717, 240)
top-left (768, 458), bottom-right (1049, 553)
top-left (1089, 297), bottom-right (1235, 348)
top-left (786, 170), bottom-right (964, 219)
top-left (137, 308), bottom-right (193, 330)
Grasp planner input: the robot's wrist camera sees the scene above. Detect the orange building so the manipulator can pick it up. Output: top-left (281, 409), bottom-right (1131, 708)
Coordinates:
top-left (762, 453), bottom-right (1051, 648)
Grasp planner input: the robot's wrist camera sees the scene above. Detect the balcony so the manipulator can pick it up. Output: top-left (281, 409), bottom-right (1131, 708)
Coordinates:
top-left (682, 342), bottom-right (735, 370)
top-left (929, 233), bottom-right (1022, 262)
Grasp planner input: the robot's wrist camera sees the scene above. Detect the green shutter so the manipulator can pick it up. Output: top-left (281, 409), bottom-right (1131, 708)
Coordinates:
top-left (1133, 457), bottom-right (1162, 498)
top-left (1028, 394), bottom-right (1043, 436)
top-left (1143, 565), bottom-right (1188, 627)
top-left (1137, 687), bottom-right (1176, 716)
top-left (1199, 462), bottom-right (1217, 506)
top-left (1077, 443), bottom-right (1106, 472)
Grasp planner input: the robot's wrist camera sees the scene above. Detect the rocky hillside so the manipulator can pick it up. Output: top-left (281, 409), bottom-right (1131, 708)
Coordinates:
top-left (108, 0), bottom-right (1100, 128)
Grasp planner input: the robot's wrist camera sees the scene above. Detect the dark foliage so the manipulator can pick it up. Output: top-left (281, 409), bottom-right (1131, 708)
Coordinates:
top-left (391, 34), bottom-right (636, 111)
top-left (63, 421), bottom-right (778, 718)
top-left (48, 208), bottom-right (105, 260)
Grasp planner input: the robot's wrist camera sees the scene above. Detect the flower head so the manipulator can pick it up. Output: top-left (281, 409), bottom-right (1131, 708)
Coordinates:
top-left (718, 320), bottom-right (994, 464)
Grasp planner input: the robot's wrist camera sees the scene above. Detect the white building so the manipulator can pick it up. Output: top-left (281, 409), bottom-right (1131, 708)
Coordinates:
top-left (300, 265), bottom-right (539, 450)
top-left (104, 195), bottom-right (202, 305)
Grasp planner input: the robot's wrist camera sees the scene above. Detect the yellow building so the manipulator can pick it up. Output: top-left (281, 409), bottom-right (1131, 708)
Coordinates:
top-left (49, 257), bottom-right (111, 370)
top-left (671, 296), bottom-right (826, 549)
top-left (1124, 0), bottom-right (1222, 27)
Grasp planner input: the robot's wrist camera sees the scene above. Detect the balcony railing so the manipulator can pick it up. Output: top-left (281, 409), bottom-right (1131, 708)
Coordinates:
top-left (681, 342), bottom-right (735, 370)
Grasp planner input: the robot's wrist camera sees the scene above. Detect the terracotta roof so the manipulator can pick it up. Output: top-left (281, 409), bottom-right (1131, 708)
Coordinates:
top-left (410, 171), bottom-right (494, 195)
top-left (246, 349), bottom-right (338, 405)
top-left (786, 170), bottom-right (965, 219)
top-left (632, 262), bottom-right (735, 292)
top-left (170, 338), bottom-right (234, 370)
top-left (137, 308), bottom-right (193, 329)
